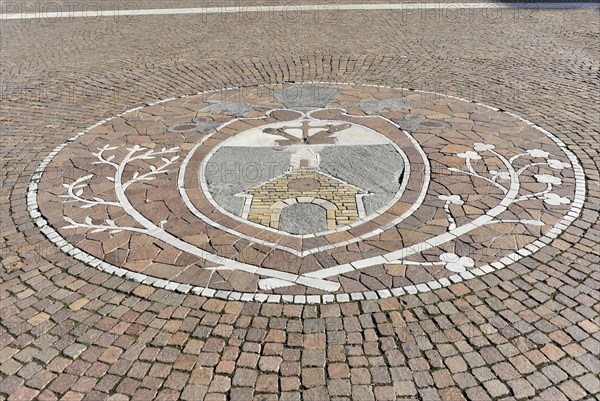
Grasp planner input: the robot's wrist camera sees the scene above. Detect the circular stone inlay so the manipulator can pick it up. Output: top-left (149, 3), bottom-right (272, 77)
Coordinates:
top-left (29, 83), bottom-right (585, 304)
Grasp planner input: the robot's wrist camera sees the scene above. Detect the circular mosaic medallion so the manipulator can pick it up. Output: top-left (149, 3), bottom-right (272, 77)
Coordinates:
top-left (29, 83), bottom-right (585, 303)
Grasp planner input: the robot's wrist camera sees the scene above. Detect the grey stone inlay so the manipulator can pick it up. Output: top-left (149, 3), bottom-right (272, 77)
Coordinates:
top-left (391, 114), bottom-right (451, 132)
top-left (319, 144), bottom-right (404, 214)
top-left (201, 102), bottom-right (262, 117)
top-left (167, 116), bottom-right (222, 134)
top-left (344, 97), bottom-right (411, 114)
top-left (279, 203), bottom-right (328, 234)
top-left (272, 84), bottom-right (341, 108)
top-left (203, 147), bottom-right (290, 215)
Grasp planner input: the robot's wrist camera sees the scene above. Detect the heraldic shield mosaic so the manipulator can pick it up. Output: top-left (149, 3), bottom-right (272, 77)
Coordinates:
top-left (29, 83), bottom-right (585, 303)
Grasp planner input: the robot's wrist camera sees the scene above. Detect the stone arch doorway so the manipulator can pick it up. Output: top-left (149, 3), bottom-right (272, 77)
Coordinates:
top-left (269, 197), bottom-right (338, 234)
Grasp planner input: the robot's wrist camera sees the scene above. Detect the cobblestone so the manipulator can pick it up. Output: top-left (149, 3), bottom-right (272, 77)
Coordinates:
top-left (1, 2), bottom-right (599, 401)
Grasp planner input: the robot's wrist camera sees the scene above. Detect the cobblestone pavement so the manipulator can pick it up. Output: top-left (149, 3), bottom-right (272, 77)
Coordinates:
top-left (1, 3), bottom-right (599, 401)
top-left (4, 0), bottom-right (595, 14)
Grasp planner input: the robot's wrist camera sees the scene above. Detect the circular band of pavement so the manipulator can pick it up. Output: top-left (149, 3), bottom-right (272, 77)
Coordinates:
top-left (29, 82), bottom-right (585, 304)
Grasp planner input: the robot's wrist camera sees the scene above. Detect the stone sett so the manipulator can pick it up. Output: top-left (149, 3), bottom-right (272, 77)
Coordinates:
top-left (0, 4), bottom-right (599, 401)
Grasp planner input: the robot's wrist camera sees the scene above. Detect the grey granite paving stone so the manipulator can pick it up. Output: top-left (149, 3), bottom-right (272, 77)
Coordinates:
top-left (279, 203), bottom-right (328, 234)
top-left (203, 146), bottom-right (291, 215)
top-left (319, 144), bottom-right (404, 215)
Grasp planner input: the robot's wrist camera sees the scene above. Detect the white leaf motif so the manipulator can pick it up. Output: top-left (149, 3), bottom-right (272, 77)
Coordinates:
top-left (457, 151), bottom-right (481, 160)
top-left (543, 193), bottom-right (570, 206)
top-left (547, 159), bottom-right (570, 170)
top-left (473, 143), bottom-right (495, 152)
top-left (438, 194), bottom-right (464, 205)
top-left (534, 174), bottom-right (562, 185)
top-left (527, 149), bottom-right (550, 158)
top-left (440, 253), bottom-right (474, 273)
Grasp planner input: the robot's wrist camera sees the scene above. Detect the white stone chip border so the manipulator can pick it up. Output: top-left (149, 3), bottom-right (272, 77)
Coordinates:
top-left (27, 82), bottom-right (586, 304)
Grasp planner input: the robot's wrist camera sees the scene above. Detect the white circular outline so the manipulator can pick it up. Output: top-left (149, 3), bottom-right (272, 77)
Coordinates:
top-left (27, 82), bottom-right (587, 304)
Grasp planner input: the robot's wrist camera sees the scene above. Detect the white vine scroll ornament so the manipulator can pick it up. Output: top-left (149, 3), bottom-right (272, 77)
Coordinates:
top-left (62, 144), bottom-right (341, 292)
top-left (62, 142), bottom-right (571, 292)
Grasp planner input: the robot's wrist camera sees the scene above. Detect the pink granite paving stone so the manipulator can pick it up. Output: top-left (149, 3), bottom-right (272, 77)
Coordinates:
top-left (1, 1), bottom-right (599, 401)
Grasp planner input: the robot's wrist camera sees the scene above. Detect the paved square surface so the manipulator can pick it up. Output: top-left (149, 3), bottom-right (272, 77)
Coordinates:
top-left (1, 2), bottom-right (599, 401)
